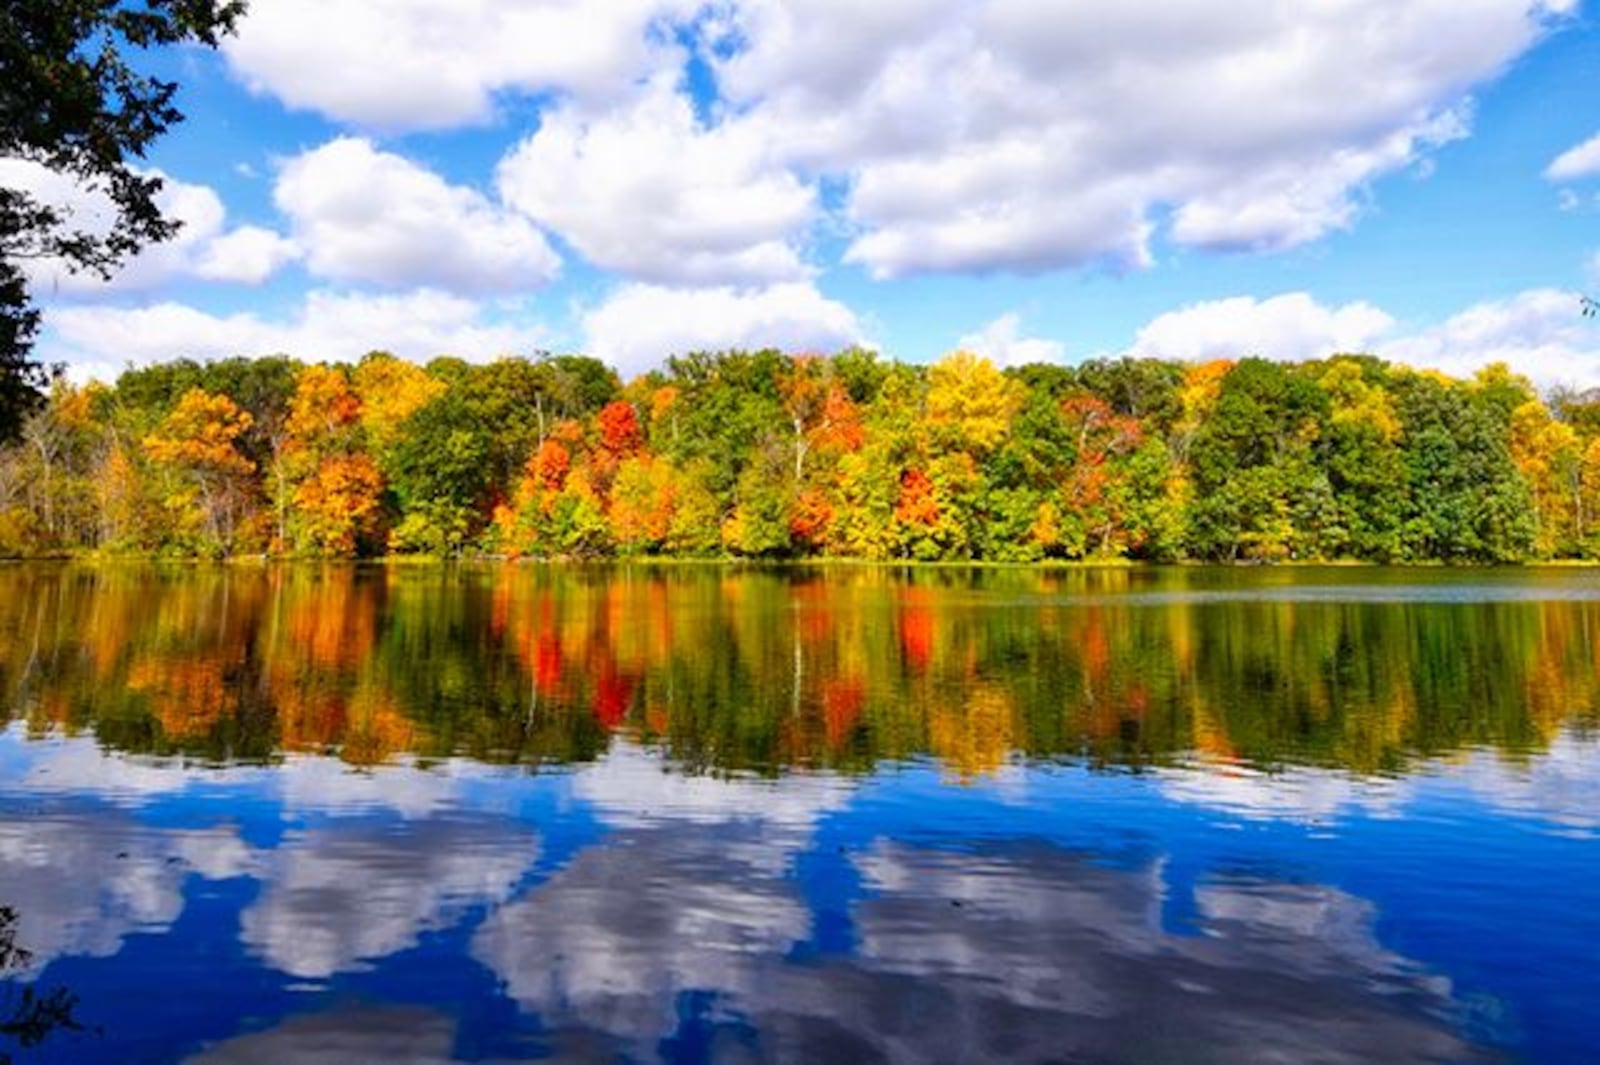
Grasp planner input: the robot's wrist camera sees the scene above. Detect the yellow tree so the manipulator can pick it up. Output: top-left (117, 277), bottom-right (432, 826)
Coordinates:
top-left (353, 353), bottom-right (445, 456)
top-left (143, 388), bottom-right (257, 553)
top-left (1511, 398), bottom-right (1582, 556)
top-left (1582, 439), bottom-right (1600, 556)
top-left (1173, 358), bottom-right (1234, 460)
top-left (609, 454), bottom-right (677, 553)
top-left (282, 365), bottom-right (385, 555)
top-left (925, 350), bottom-right (1022, 457)
top-left (291, 454), bottom-right (385, 555)
top-left (94, 440), bottom-right (144, 549)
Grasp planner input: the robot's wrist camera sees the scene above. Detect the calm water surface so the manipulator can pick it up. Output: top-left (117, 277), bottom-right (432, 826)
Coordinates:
top-left (1, 563), bottom-right (1597, 1062)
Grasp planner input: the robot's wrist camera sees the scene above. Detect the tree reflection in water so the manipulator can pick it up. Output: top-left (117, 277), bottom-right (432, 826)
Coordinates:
top-left (0, 906), bottom-right (90, 1063)
top-left (2, 564), bottom-right (1597, 777)
top-left (0, 564), bottom-right (1597, 1061)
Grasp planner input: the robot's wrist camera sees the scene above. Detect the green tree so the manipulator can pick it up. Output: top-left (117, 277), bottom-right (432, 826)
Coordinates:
top-left (384, 386), bottom-right (497, 556)
top-left (1392, 371), bottom-right (1535, 562)
top-left (0, 0), bottom-right (246, 442)
top-left (1314, 357), bottom-right (1406, 560)
top-left (1185, 359), bottom-right (1331, 561)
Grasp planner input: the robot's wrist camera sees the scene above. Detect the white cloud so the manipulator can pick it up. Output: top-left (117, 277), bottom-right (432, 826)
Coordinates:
top-left (224, 0), bottom-right (696, 131)
top-left (1127, 292), bottom-right (1396, 363)
top-left (474, 744), bottom-right (841, 1054)
top-left (498, 76), bottom-right (815, 285)
top-left (581, 281), bottom-right (868, 377)
top-left (275, 138), bottom-right (559, 294)
top-left (573, 743), bottom-right (853, 833)
top-left (476, 829), bottom-right (1480, 1061)
top-left (758, 1), bottom-right (1561, 273)
top-left (1158, 763), bottom-right (1408, 824)
top-left (223, 1), bottom-right (1573, 280)
top-left (241, 821), bottom-right (535, 979)
top-left (1118, 286), bottom-right (1600, 388)
top-left (0, 158), bottom-right (124, 266)
top-left (1168, 111), bottom-right (1469, 252)
top-left (1545, 131), bottom-right (1600, 181)
top-left (0, 159), bottom-right (295, 292)
top-left (958, 312), bottom-right (1065, 367)
top-left (274, 756), bottom-right (467, 821)
top-left (0, 812), bottom-right (254, 974)
top-left (194, 224), bottom-right (301, 284)
top-left (709, 0), bottom-right (1570, 277)
top-left (1437, 730), bottom-right (1600, 836)
top-left (11, 735), bottom-right (249, 802)
top-left (1380, 287), bottom-right (1600, 386)
top-left (43, 288), bottom-right (546, 382)
top-left (217, 1), bottom-right (1573, 280)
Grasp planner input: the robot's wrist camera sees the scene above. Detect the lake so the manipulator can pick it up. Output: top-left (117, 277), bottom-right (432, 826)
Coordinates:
top-left (0, 563), bottom-right (1596, 1062)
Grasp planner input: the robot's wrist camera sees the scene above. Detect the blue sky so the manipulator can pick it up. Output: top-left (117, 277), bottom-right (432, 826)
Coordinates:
top-left (8, 0), bottom-right (1600, 386)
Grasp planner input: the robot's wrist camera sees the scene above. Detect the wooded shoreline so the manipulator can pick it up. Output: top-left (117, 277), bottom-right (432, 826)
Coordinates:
top-left (3, 347), bottom-right (1594, 565)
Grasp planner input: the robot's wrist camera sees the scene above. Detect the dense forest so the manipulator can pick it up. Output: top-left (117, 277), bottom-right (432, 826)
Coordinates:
top-left (1, 347), bottom-right (1597, 563)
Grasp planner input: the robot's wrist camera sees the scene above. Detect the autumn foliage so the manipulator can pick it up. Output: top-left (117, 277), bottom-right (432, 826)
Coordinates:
top-left (0, 347), bottom-right (1589, 564)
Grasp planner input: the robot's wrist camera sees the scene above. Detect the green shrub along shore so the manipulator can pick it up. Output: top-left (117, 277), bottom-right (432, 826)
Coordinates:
top-left (1, 347), bottom-right (1593, 564)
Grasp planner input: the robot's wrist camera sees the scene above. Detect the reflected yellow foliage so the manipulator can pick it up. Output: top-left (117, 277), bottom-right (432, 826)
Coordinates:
top-left (129, 655), bottom-right (230, 741)
top-left (930, 683), bottom-right (1017, 782)
top-left (0, 565), bottom-right (1596, 778)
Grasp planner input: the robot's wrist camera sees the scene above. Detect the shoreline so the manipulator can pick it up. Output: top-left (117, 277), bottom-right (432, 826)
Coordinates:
top-left (5, 553), bottom-right (1599, 570)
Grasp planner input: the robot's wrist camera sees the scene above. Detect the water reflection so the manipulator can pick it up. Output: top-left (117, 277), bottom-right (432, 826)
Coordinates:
top-left (1, 904), bottom-right (91, 1062)
top-left (840, 847), bottom-right (1484, 1064)
top-left (240, 819), bottom-right (537, 980)
top-left (3, 564), bottom-right (1598, 776)
top-left (475, 826), bottom-right (1492, 1063)
top-left (190, 1006), bottom-right (459, 1064)
top-left (0, 811), bottom-right (250, 973)
top-left (0, 729), bottom-right (1593, 1060)
top-left (0, 565), bottom-right (1597, 1061)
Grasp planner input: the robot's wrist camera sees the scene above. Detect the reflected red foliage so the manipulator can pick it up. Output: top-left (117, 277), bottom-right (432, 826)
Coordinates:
top-left (593, 669), bottom-right (635, 729)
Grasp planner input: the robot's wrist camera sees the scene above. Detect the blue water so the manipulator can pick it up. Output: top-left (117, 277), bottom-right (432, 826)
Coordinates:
top-left (1, 733), bottom-right (1595, 1062)
top-left (2, 564), bottom-right (1598, 1062)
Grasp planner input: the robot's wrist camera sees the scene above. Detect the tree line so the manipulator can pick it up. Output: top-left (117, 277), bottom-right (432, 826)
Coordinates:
top-left (2, 347), bottom-right (1598, 562)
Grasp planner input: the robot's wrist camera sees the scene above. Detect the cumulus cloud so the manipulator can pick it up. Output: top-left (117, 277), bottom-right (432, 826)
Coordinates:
top-left (275, 138), bottom-right (559, 294)
top-left (474, 826), bottom-right (810, 1051)
top-left (581, 281), bottom-right (868, 377)
top-left (475, 831), bottom-right (1486, 1061)
top-left (712, 0), bottom-right (1572, 277)
top-left (0, 811), bottom-right (255, 975)
top-left (240, 819), bottom-right (536, 979)
top-left (1545, 131), bottom-right (1600, 182)
top-left (216, 1), bottom-right (1571, 281)
top-left (1437, 730), bottom-right (1600, 836)
top-left (958, 313), bottom-right (1066, 367)
top-left (224, 0), bottom-right (697, 131)
top-left (1158, 763), bottom-right (1408, 825)
top-left (1127, 292), bottom-right (1396, 363)
top-left (1116, 287), bottom-right (1600, 387)
top-left (498, 76), bottom-right (815, 285)
top-left (1380, 287), bottom-right (1600, 387)
top-left (273, 756), bottom-right (474, 821)
top-left (574, 743), bottom-right (854, 835)
top-left (43, 288), bottom-right (546, 383)
top-left (193, 225), bottom-right (301, 284)
top-left (0, 159), bottom-right (296, 292)
top-left (475, 745), bottom-right (845, 1054)
top-left (11, 734), bottom-right (257, 802)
